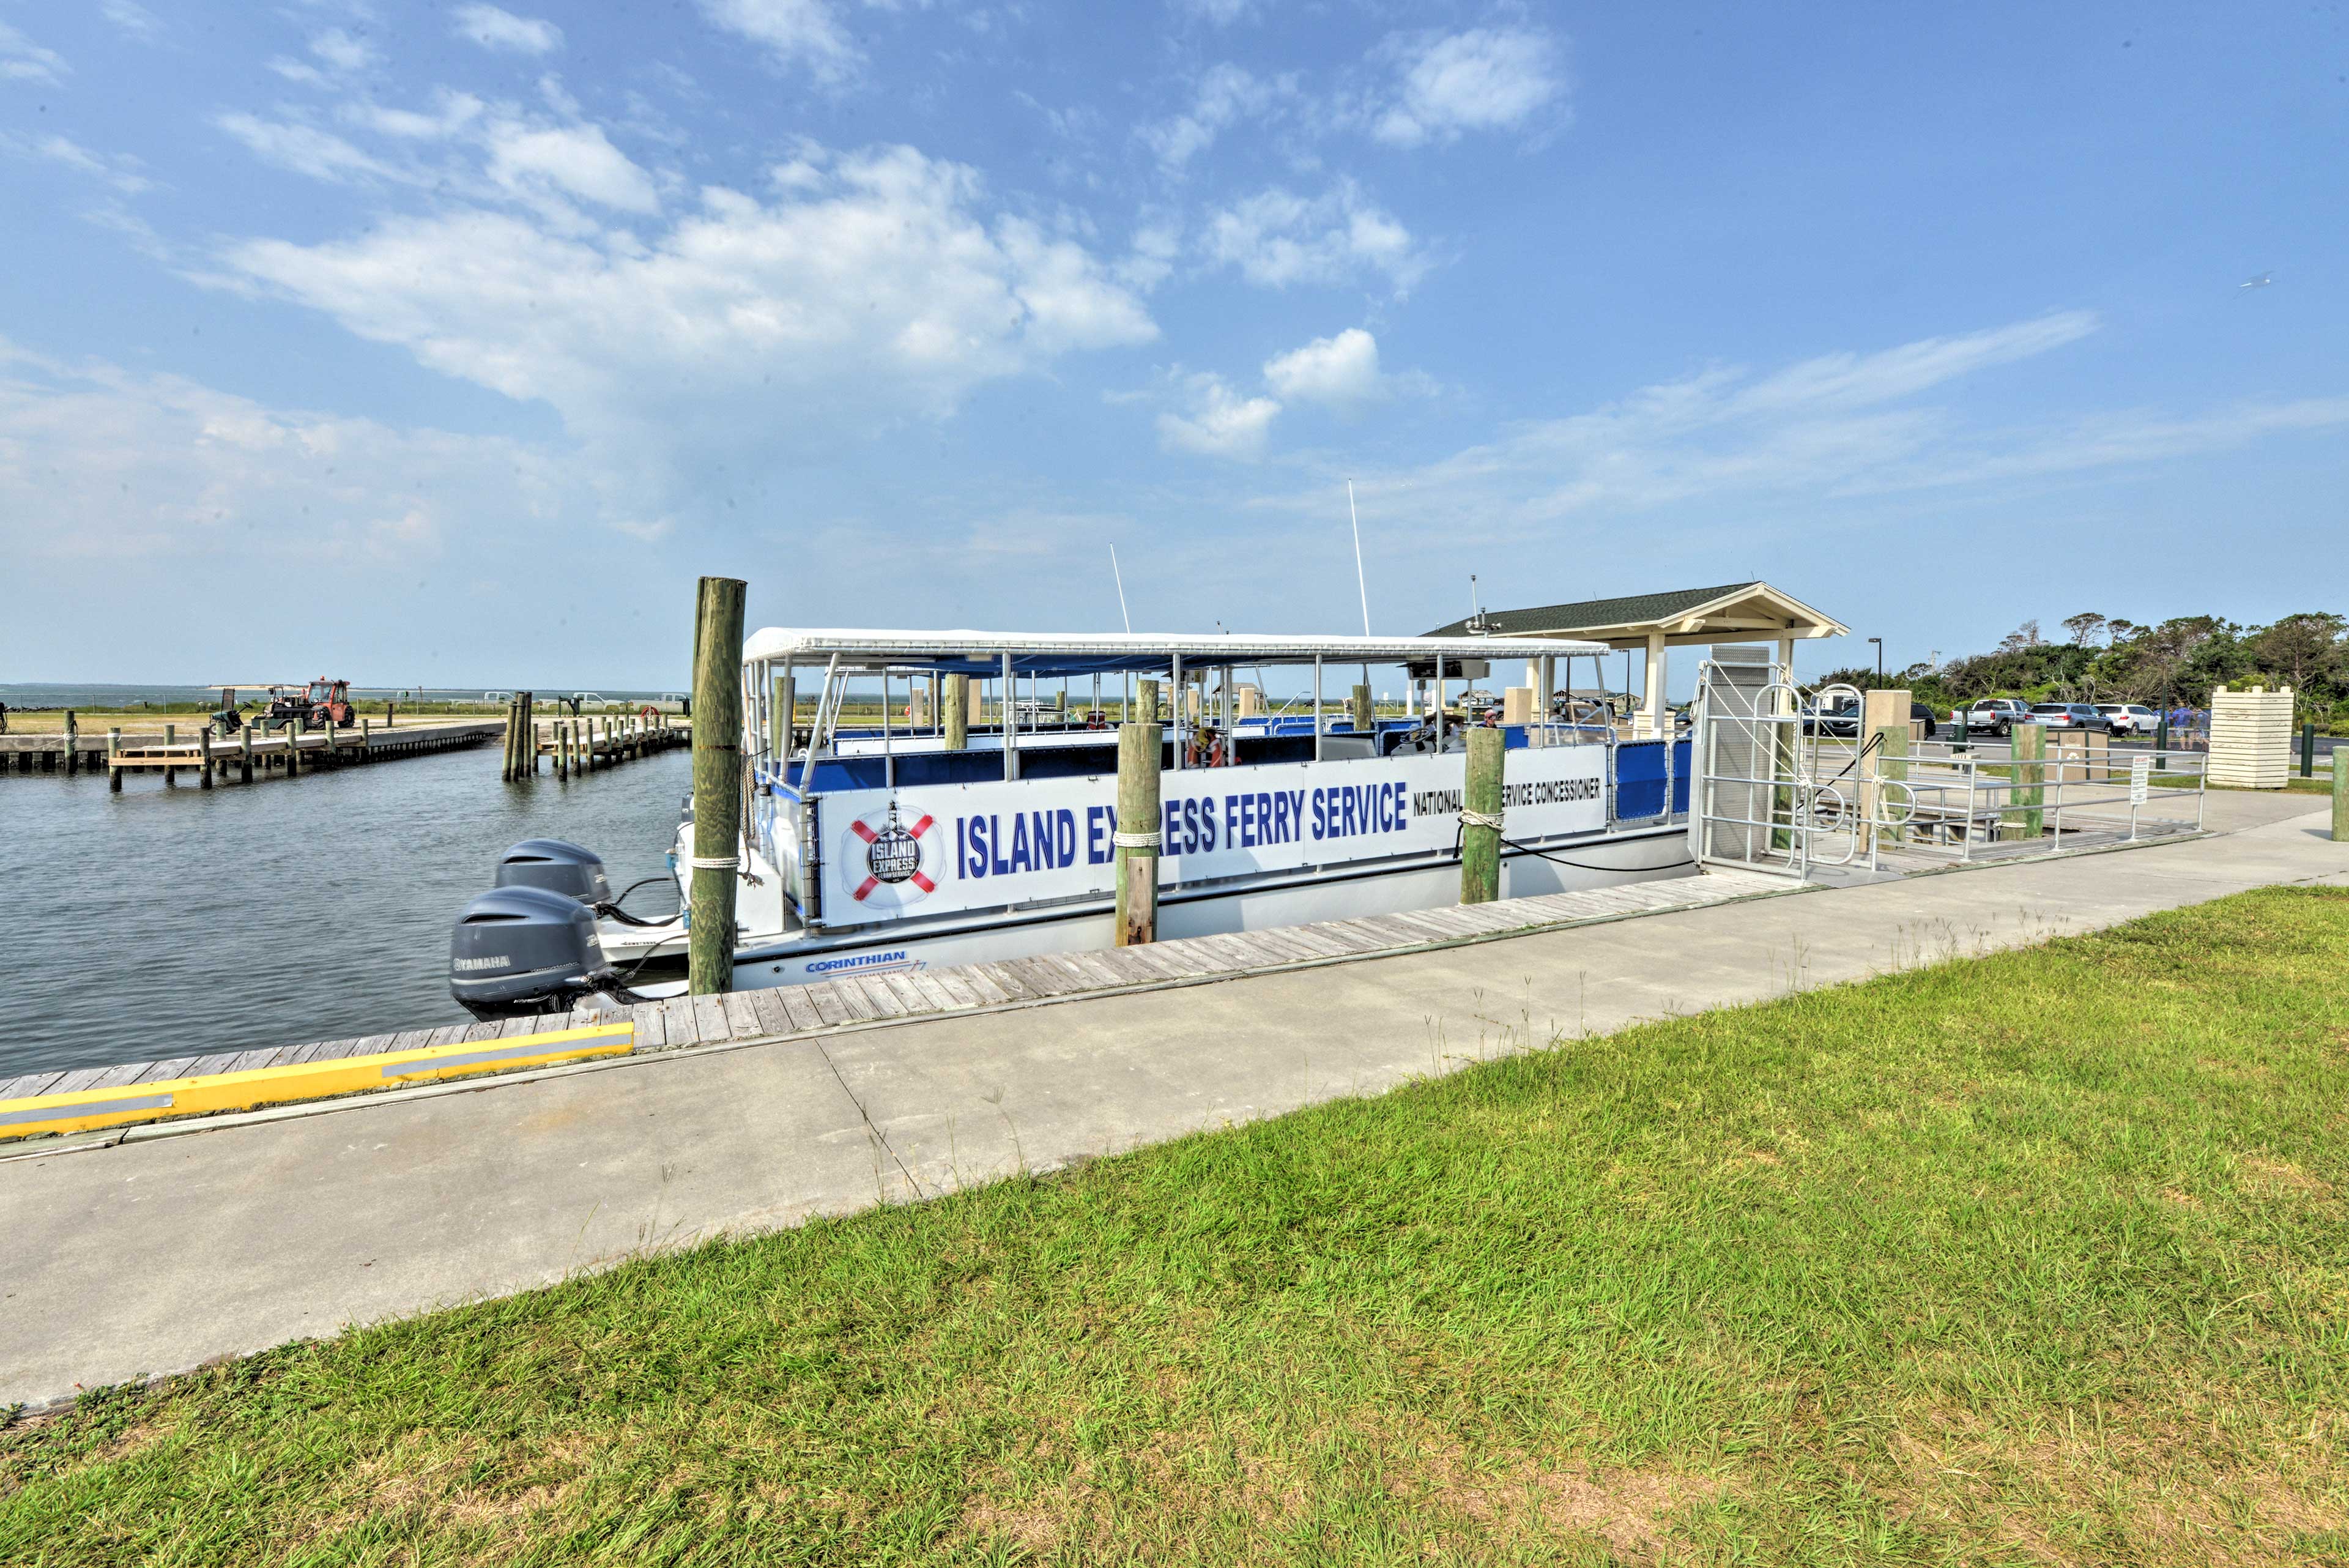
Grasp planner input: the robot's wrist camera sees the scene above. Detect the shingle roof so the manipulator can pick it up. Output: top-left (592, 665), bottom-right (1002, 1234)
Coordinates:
top-left (1421, 582), bottom-right (1765, 639)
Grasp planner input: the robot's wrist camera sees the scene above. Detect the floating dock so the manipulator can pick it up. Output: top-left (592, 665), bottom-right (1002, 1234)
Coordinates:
top-left (0, 868), bottom-right (1798, 1144)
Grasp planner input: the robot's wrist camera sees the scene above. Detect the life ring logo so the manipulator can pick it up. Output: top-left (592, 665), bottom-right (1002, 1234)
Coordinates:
top-left (843, 802), bottom-right (938, 908)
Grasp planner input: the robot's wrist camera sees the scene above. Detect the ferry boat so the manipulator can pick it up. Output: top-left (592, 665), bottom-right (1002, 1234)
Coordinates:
top-left (450, 629), bottom-right (1697, 1016)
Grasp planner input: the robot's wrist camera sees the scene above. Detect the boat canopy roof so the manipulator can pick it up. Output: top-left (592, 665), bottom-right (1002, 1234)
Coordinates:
top-left (741, 628), bottom-right (1609, 677)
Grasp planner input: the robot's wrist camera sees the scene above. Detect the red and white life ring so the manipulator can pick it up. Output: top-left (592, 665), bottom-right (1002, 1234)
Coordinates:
top-left (839, 803), bottom-right (940, 910)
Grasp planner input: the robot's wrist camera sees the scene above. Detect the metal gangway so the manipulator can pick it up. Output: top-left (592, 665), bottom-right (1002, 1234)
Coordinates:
top-left (1688, 656), bottom-right (2210, 880)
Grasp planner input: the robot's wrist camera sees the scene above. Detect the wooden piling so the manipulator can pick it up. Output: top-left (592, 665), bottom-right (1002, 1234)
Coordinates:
top-left (1460, 727), bottom-right (1502, 904)
top-left (64, 710), bottom-right (77, 776)
top-left (362, 718), bottom-right (372, 759)
top-left (240, 723), bottom-right (253, 784)
top-left (108, 727), bottom-right (121, 792)
top-left (2003, 723), bottom-right (2044, 840)
top-left (689, 577), bottom-right (748, 994)
top-left (163, 723), bottom-right (177, 787)
top-left (1115, 720), bottom-right (1163, 945)
top-left (1351, 683), bottom-right (1373, 734)
top-left (199, 726), bottom-right (215, 790)
top-left (945, 673), bottom-right (970, 751)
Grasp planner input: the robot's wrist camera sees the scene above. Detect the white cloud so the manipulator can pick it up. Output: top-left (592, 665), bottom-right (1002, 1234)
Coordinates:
top-left (222, 143), bottom-right (1157, 511)
top-left (1201, 182), bottom-right (1428, 295)
top-left (699, 0), bottom-right (858, 82)
top-left (1373, 27), bottom-right (1565, 148)
top-left (484, 121), bottom-right (659, 213)
top-left (1260, 314), bottom-right (2349, 547)
top-left (1171, 0), bottom-right (1258, 24)
top-left (0, 20), bottom-right (69, 84)
top-left (100, 1), bottom-right (164, 42)
top-left (0, 339), bottom-right (565, 570)
top-left (452, 4), bottom-right (564, 54)
top-left (309, 28), bottom-right (377, 74)
top-left (17, 134), bottom-right (154, 195)
top-left (1139, 63), bottom-right (1286, 173)
top-left (1157, 372), bottom-right (1280, 459)
top-left (215, 114), bottom-right (403, 185)
top-left (1263, 327), bottom-right (1382, 412)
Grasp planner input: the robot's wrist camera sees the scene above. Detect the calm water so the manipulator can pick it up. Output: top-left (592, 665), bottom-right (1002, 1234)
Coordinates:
top-left (2, 743), bottom-right (690, 1079)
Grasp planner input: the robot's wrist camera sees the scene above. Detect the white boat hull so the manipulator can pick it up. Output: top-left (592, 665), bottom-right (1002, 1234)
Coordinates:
top-left (705, 825), bottom-right (1691, 988)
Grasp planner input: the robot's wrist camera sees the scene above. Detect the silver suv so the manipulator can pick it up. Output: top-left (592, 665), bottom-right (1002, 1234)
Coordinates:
top-left (1965, 697), bottom-right (2031, 735)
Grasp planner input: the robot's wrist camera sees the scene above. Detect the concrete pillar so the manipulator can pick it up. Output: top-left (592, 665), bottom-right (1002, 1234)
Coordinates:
top-left (1642, 631), bottom-right (1668, 737)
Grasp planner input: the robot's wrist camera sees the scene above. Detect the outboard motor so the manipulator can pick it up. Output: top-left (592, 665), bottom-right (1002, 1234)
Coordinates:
top-left (493, 838), bottom-right (614, 905)
top-left (450, 885), bottom-right (626, 1019)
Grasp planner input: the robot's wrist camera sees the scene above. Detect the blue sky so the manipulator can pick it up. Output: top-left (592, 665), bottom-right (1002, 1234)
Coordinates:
top-left (2, 0), bottom-right (2343, 689)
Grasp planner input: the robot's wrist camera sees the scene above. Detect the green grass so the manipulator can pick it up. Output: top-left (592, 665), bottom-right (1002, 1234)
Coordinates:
top-left (9, 891), bottom-right (2349, 1566)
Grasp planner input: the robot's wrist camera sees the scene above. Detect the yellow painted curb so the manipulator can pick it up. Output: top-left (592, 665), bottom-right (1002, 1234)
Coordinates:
top-left (0, 1024), bottom-right (635, 1143)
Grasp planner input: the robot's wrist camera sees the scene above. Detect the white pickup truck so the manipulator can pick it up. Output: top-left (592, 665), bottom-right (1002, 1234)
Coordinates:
top-left (1964, 697), bottom-right (2032, 735)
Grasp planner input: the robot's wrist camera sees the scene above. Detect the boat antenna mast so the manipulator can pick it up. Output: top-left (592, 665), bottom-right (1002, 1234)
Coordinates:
top-left (1346, 478), bottom-right (1371, 636)
top-left (1110, 544), bottom-right (1132, 634)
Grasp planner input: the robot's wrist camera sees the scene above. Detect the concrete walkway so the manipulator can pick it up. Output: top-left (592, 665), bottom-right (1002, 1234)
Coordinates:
top-left (5, 792), bottom-right (2341, 1411)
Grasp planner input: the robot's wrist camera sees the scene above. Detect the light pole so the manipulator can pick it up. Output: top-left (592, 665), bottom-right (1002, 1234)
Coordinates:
top-left (1868, 636), bottom-right (1883, 685)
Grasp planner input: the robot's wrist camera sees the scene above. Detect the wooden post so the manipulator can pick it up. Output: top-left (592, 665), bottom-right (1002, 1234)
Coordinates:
top-left (285, 717), bottom-right (300, 778)
top-left (240, 722), bottom-right (253, 784)
top-left (1351, 683), bottom-right (1372, 735)
top-left (1138, 678), bottom-right (1159, 724)
top-left (361, 718), bottom-right (371, 759)
top-left (2334, 745), bottom-right (2348, 842)
top-left (557, 721), bottom-right (570, 779)
top-left (164, 722), bottom-right (177, 787)
top-left (2303, 722), bottom-right (2317, 779)
top-left (2003, 723), bottom-right (2044, 840)
top-left (944, 672), bottom-right (970, 751)
top-left (689, 576), bottom-right (748, 995)
top-left (199, 725), bottom-right (214, 789)
top-left (500, 698), bottom-right (516, 781)
top-left (108, 727), bottom-right (121, 792)
top-left (1461, 727), bottom-right (1502, 904)
top-left (64, 710), bottom-right (77, 776)
top-left (1115, 720), bottom-right (1163, 945)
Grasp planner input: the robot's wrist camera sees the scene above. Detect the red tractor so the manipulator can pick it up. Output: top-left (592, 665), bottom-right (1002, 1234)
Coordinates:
top-left (262, 678), bottom-right (357, 732)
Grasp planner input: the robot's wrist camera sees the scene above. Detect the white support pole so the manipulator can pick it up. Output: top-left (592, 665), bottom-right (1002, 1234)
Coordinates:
top-left (1312, 655), bottom-right (1324, 761)
top-left (1644, 631), bottom-right (1668, 738)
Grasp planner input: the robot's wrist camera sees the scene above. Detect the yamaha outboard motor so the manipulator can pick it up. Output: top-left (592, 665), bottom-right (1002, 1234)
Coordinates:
top-left (450, 885), bottom-right (624, 1020)
top-left (493, 838), bottom-right (614, 905)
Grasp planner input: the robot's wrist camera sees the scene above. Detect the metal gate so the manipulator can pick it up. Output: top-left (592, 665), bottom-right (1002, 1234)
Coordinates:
top-left (1689, 655), bottom-right (1864, 877)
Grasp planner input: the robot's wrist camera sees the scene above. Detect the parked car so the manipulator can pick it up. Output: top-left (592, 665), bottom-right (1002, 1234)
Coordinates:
top-left (2096, 703), bottom-right (2159, 735)
top-left (2024, 702), bottom-right (2113, 734)
top-left (1965, 697), bottom-right (2032, 735)
top-left (1801, 698), bottom-right (1937, 740)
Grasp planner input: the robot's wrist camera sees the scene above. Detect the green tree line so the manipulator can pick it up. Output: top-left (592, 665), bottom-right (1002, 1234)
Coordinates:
top-left (1822, 612), bottom-right (2349, 727)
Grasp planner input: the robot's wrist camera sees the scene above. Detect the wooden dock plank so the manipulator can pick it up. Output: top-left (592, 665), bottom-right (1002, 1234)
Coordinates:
top-left (956, 965), bottom-right (1018, 1005)
top-left (387, 1028), bottom-right (441, 1053)
top-left (1085, 948), bottom-right (1165, 986)
top-left (662, 998), bottom-right (702, 1047)
top-left (1236, 929), bottom-right (1320, 965)
top-left (0, 1072), bottom-right (69, 1102)
top-left (1058, 951), bottom-right (1127, 989)
top-left (905, 971), bottom-right (963, 1013)
top-left (721, 992), bottom-right (765, 1038)
top-left (1003, 957), bottom-right (1085, 997)
top-left (629, 1003), bottom-right (668, 1051)
top-left (775, 987), bottom-right (827, 1033)
top-left (746, 988), bottom-right (795, 1038)
top-left (803, 983), bottom-right (859, 1030)
top-left (825, 979), bottom-right (878, 1022)
top-left (42, 1066), bottom-right (122, 1097)
top-left (691, 993), bottom-right (733, 1042)
top-left (879, 972), bottom-right (933, 1017)
top-left (966, 964), bottom-right (1034, 1002)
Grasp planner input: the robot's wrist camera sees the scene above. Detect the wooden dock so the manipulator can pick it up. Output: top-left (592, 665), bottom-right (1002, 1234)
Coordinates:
top-left (0, 869), bottom-right (1802, 1143)
top-left (97, 718), bottom-right (503, 789)
top-left (521, 712), bottom-right (689, 779)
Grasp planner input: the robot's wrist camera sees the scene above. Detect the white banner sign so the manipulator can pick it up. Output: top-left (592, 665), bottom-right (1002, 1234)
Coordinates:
top-left (814, 746), bottom-right (1608, 921)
